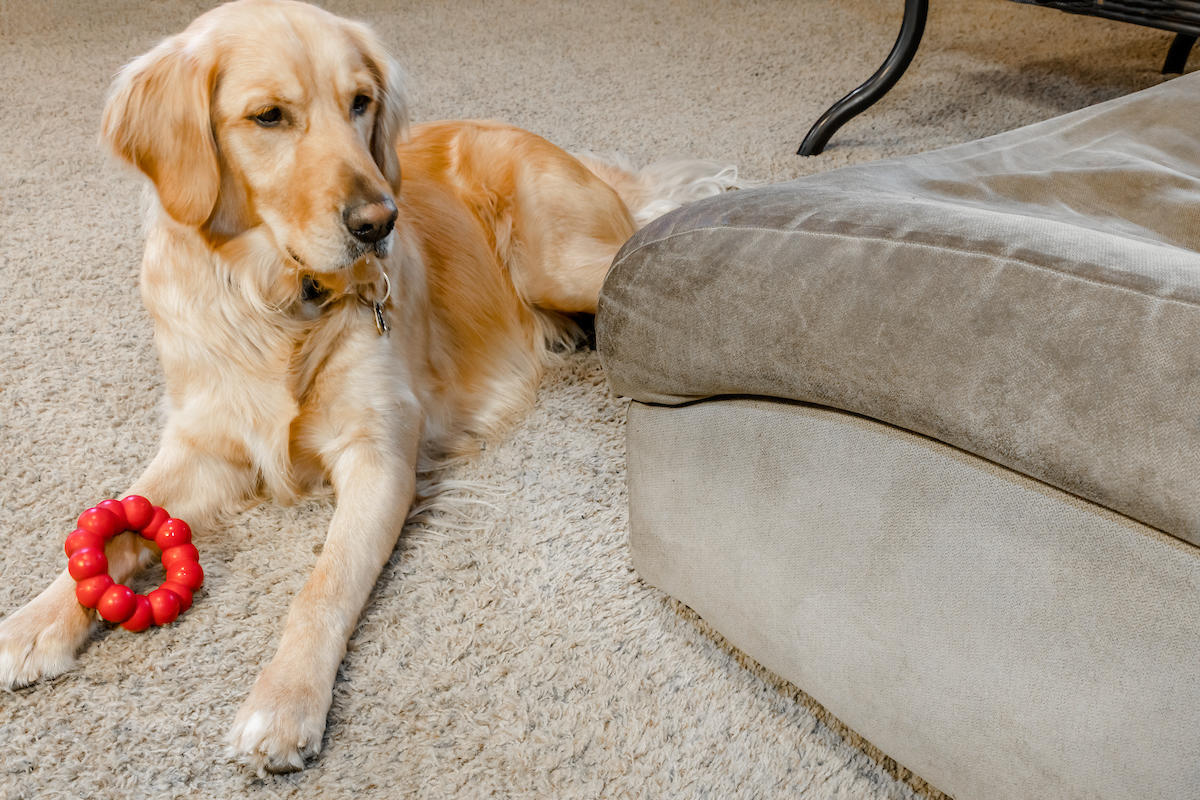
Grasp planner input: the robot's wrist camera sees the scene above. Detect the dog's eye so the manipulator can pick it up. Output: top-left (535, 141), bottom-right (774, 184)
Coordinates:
top-left (351, 94), bottom-right (372, 117)
top-left (252, 106), bottom-right (283, 127)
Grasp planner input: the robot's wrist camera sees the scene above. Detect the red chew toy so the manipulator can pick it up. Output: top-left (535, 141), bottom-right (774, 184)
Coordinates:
top-left (66, 496), bottom-right (203, 631)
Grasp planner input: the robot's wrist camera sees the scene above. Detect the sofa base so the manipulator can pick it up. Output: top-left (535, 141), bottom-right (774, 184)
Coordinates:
top-left (627, 397), bottom-right (1200, 800)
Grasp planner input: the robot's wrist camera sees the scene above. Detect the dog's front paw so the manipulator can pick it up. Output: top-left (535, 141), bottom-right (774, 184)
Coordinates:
top-left (0, 581), bottom-right (94, 689)
top-left (227, 666), bottom-right (332, 774)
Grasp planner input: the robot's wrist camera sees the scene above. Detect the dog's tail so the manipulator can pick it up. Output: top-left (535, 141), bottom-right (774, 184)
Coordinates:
top-left (573, 151), bottom-right (741, 228)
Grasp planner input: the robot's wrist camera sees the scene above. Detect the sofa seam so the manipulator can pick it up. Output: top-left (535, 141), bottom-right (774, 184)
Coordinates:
top-left (609, 225), bottom-right (1200, 311)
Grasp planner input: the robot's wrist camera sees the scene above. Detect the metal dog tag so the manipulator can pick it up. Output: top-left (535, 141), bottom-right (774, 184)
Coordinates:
top-left (373, 301), bottom-right (390, 336)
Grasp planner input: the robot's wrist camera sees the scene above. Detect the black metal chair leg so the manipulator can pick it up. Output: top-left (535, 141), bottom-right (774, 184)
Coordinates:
top-left (798, 0), bottom-right (929, 156)
top-left (1162, 33), bottom-right (1196, 74)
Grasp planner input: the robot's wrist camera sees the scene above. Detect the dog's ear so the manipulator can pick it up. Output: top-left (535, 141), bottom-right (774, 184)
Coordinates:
top-left (346, 23), bottom-right (409, 187)
top-left (101, 36), bottom-right (220, 226)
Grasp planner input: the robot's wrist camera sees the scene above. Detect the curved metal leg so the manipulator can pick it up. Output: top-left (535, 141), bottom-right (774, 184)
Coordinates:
top-left (1162, 33), bottom-right (1196, 74)
top-left (798, 0), bottom-right (929, 156)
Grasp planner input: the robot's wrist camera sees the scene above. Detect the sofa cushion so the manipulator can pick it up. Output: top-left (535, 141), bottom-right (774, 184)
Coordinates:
top-left (627, 396), bottom-right (1200, 800)
top-left (598, 71), bottom-right (1200, 543)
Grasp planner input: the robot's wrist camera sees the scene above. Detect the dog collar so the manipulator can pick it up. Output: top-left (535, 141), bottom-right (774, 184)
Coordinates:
top-left (300, 276), bottom-right (329, 305)
top-left (297, 261), bottom-right (391, 337)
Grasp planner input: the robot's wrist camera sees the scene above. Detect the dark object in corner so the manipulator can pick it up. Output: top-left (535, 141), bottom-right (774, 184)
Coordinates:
top-left (799, 0), bottom-right (1198, 156)
top-left (797, 0), bottom-right (927, 157)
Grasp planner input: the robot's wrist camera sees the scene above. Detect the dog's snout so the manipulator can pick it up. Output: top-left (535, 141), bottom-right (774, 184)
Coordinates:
top-left (343, 196), bottom-right (398, 244)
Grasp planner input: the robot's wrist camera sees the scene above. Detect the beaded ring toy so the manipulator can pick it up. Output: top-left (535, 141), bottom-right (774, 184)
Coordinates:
top-left (64, 495), bottom-right (203, 632)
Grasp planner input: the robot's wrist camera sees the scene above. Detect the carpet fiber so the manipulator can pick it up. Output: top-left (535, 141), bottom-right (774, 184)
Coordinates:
top-left (0, 1), bottom-right (1188, 797)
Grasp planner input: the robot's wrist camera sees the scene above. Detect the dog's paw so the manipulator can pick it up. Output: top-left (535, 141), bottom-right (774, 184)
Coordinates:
top-left (0, 599), bottom-right (88, 689)
top-left (226, 668), bottom-right (332, 775)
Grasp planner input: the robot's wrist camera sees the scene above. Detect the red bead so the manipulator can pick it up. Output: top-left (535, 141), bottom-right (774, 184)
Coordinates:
top-left (121, 595), bottom-right (154, 632)
top-left (77, 507), bottom-right (122, 540)
top-left (120, 495), bottom-right (154, 531)
top-left (96, 499), bottom-right (129, 532)
top-left (97, 584), bottom-right (137, 623)
top-left (75, 575), bottom-right (115, 608)
top-left (147, 588), bottom-right (181, 626)
top-left (68, 548), bottom-right (109, 581)
top-left (140, 507), bottom-right (169, 540)
top-left (161, 544), bottom-right (200, 571)
top-left (64, 529), bottom-right (104, 557)
top-left (160, 581), bottom-right (193, 612)
top-left (155, 518), bottom-right (192, 550)
top-left (167, 560), bottom-right (204, 590)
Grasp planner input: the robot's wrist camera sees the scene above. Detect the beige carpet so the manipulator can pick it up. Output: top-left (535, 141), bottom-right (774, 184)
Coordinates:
top-left (0, 1), bottom-right (1188, 797)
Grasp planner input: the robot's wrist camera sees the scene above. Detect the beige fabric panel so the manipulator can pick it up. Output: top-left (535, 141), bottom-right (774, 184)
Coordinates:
top-left (599, 71), bottom-right (1200, 542)
top-left (626, 397), bottom-right (1200, 800)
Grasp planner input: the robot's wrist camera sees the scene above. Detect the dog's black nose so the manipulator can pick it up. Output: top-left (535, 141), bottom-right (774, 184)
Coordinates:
top-left (343, 196), bottom-right (398, 244)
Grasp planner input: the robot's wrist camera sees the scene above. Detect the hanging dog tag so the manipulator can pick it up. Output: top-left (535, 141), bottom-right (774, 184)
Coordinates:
top-left (373, 301), bottom-right (390, 336)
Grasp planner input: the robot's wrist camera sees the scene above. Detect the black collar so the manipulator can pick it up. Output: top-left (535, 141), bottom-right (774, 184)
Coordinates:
top-left (297, 269), bottom-right (391, 337)
top-left (300, 276), bottom-right (330, 305)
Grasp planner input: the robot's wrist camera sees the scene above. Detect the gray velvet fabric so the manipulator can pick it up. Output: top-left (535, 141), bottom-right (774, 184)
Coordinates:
top-left (627, 397), bottom-right (1200, 800)
top-left (599, 71), bottom-right (1200, 543)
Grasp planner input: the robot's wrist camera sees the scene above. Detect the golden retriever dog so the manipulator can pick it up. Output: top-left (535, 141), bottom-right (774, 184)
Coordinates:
top-left (0, 0), bottom-right (734, 774)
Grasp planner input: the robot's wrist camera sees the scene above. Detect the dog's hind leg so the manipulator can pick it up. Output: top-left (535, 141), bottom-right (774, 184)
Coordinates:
top-left (505, 157), bottom-right (637, 315)
top-left (509, 146), bottom-right (739, 316)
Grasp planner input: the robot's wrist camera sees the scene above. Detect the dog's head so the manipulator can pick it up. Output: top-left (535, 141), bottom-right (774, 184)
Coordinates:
top-left (101, 0), bottom-right (407, 274)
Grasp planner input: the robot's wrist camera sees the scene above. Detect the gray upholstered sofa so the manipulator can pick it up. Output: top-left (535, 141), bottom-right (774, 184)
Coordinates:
top-left (597, 72), bottom-right (1200, 799)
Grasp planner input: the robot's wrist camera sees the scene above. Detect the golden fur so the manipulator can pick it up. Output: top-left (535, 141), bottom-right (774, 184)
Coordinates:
top-left (0, 0), bottom-right (732, 774)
